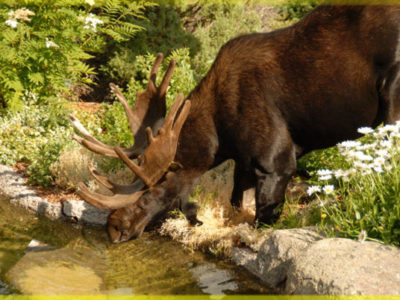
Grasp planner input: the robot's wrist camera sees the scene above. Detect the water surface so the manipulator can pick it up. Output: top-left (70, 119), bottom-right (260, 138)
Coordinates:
top-left (0, 198), bottom-right (270, 295)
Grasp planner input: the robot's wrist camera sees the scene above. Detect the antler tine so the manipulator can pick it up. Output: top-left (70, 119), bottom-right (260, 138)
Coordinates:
top-left (158, 59), bottom-right (176, 97)
top-left (110, 83), bottom-right (141, 134)
top-left (172, 100), bottom-right (191, 134)
top-left (164, 93), bottom-right (185, 130)
top-left (114, 146), bottom-right (153, 187)
top-left (70, 114), bottom-right (137, 158)
top-left (87, 163), bottom-right (145, 194)
top-left (148, 53), bottom-right (164, 91)
top-left (78, 182), bottom-right (145, 210)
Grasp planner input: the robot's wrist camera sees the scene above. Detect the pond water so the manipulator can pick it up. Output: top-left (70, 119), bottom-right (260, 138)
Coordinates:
top-left (0, 198), bottom-right (271, 295)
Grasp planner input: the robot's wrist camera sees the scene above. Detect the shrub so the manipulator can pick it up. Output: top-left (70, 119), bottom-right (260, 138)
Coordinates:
top-left (0, 94), bottom-right (73, 186)
top-left (0, 0), bottom-right (151, 111)
top-left (190, 2), bottom-right (263, 76)
top-left (307, 124), bottom-right (400, 247)
top-left (102, 4), bottom-right (200, 83)
top-left (278, 0), bottom-right (320, 22)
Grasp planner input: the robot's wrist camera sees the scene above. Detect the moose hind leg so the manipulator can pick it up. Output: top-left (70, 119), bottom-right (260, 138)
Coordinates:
top-left (254, 136), bottom-right (296, 225)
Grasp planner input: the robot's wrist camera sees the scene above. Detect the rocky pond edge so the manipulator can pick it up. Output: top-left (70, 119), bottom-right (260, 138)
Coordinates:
top-left (0, 164), bottom-right (399, 295)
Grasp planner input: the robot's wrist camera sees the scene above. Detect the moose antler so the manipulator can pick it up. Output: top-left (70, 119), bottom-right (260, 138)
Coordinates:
top-left (115, 94), bottom-right (191, 187)
top-left (70, 53), bottom-right (176, 159)
top-left (76, 93), bottom-right (191, 210)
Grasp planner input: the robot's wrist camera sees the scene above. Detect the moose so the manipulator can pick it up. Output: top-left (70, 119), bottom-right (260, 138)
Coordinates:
top-left (70, 5), bottom-right (400, 243)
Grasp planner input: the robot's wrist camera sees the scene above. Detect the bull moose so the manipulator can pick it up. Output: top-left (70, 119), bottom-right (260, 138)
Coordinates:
top-left (70, 5), bottom-right (400, 243)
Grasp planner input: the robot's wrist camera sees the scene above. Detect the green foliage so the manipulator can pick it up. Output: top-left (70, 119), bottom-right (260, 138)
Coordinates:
top-left (103, 4), bottom-right (200, 83)
top-left (297, 146), bottom-right (346, 181)
top-left (0, 94), bottom-right (73, 186)
top-left (0, 0), bottom-right (152, 111)
top-left (190, 3), bottom-right (262, 76)
top-left (102, 3), bottom-right (264, 83)
top-left (278, 0), bottom-right (320, 22)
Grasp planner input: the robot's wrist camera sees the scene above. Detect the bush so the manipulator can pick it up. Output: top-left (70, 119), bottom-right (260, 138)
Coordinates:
top-left (0, 94), bottom-right (73, 186)
top-left (278, 0), bottom-right (320, 22)
top-left (102, 4), bottom-right (200, 84)
top-left (190, 2), bottom-right (263, 76)
top-left (0, 0), bottom-right (151, 111)
top-left (307, 124), bottom-right (400, 247)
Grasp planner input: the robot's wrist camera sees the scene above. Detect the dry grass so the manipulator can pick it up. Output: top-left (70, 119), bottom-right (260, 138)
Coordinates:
top-left (49, 147), bottom-right (135, 194)
top-left (159, 161), bottom-right (271, 257)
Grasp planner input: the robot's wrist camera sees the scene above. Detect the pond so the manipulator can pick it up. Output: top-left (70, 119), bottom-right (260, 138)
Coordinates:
top-left (0, 197), bottom-right (271, 295)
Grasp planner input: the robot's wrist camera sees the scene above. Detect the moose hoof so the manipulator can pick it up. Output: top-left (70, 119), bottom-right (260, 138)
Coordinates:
top-left (188, 217), bottom-right (203, 226)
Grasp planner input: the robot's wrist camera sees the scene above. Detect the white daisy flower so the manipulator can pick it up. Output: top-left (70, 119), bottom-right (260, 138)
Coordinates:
top-left (323, 185), bottom-right (335, 194)
top-left (380, 140), bottom-right (392, 149)
top-left (307, 185), bottom-right (321, 196)
top-left (338, 140), bottom-right (361, 149)
top-left (317, 169), bottom-right (332, 176)
top-left (358, 230), bottom-right (367, 243)
top-left (373, 156), bottom-right (385, 166)
top-left (357, 127), bottom-right (374, 134)
top-left (319, 174), bottom-right (332, 181)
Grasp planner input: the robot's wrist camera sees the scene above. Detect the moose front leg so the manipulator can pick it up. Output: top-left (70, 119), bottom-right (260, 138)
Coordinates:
top-left (231, 162), bottom-right (256, 208)
top-left (253, 139), bottom-right (296, 225)
top-left (165, 170), bottom-right (205, 226)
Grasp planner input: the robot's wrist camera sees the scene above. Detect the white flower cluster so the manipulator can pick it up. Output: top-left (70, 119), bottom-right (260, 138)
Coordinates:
top-left (5, 8), bottom-right (35, 29)
top-left (84, 13), bottom-right (103, 32)
top-left (307, 122), bottom-right (400, 197)
top-left (338, 123), bottom-right (399, 176)
top-left (307, 184), bottom-right (335, 196)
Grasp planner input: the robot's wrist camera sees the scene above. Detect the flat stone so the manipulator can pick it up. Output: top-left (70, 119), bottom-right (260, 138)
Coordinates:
top-left (285, 238), bottom-right (400, 295)
top-left (62, 199), bottom-right (109, 226)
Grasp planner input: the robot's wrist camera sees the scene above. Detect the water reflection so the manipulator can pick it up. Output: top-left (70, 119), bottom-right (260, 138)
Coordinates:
top-left (0, 198), bottom-right (270, 295)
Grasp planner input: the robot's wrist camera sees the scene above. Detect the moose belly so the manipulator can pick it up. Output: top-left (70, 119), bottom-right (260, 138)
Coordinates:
top-left (287, 94), bottom-right (380, 152)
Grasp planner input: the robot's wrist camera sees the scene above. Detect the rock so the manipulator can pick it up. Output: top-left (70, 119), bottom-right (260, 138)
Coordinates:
top-left (285, 238), bottom-right (400, 295)
top-left (0, 165), bottom-right (62, 219)
top-left (6, 245), bottom-right (106, 294)
top-left (62, 199), bottom-right (109, 226)
top-left (232, 228), bottom-right (322, 288)
top-left (257, 228), bottom-right (322, 287)
top-left (25, 239), bottom-right (55, 252)
top-left (232, 247), bottom-right (259, 277)
top-left (0, 279), bottom-right (9, 295)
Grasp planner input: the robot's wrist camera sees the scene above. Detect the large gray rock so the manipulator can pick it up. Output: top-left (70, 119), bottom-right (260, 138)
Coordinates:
top-left (257, 228), bottom-right (322, 287)
top-left (232, 228), bottom-right (322, 288)
top-left (285, 238), bottom-right (400, 295)
top-left (63, 199), bottom-right (109, 226)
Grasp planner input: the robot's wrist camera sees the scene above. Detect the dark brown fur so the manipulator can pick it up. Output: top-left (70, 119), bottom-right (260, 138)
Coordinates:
top-left (108, 5), bottom-right (400, 243)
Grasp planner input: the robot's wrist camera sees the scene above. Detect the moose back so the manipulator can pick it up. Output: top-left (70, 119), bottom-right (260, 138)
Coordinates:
top-left (71, 5), bottom-right (400, 243)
